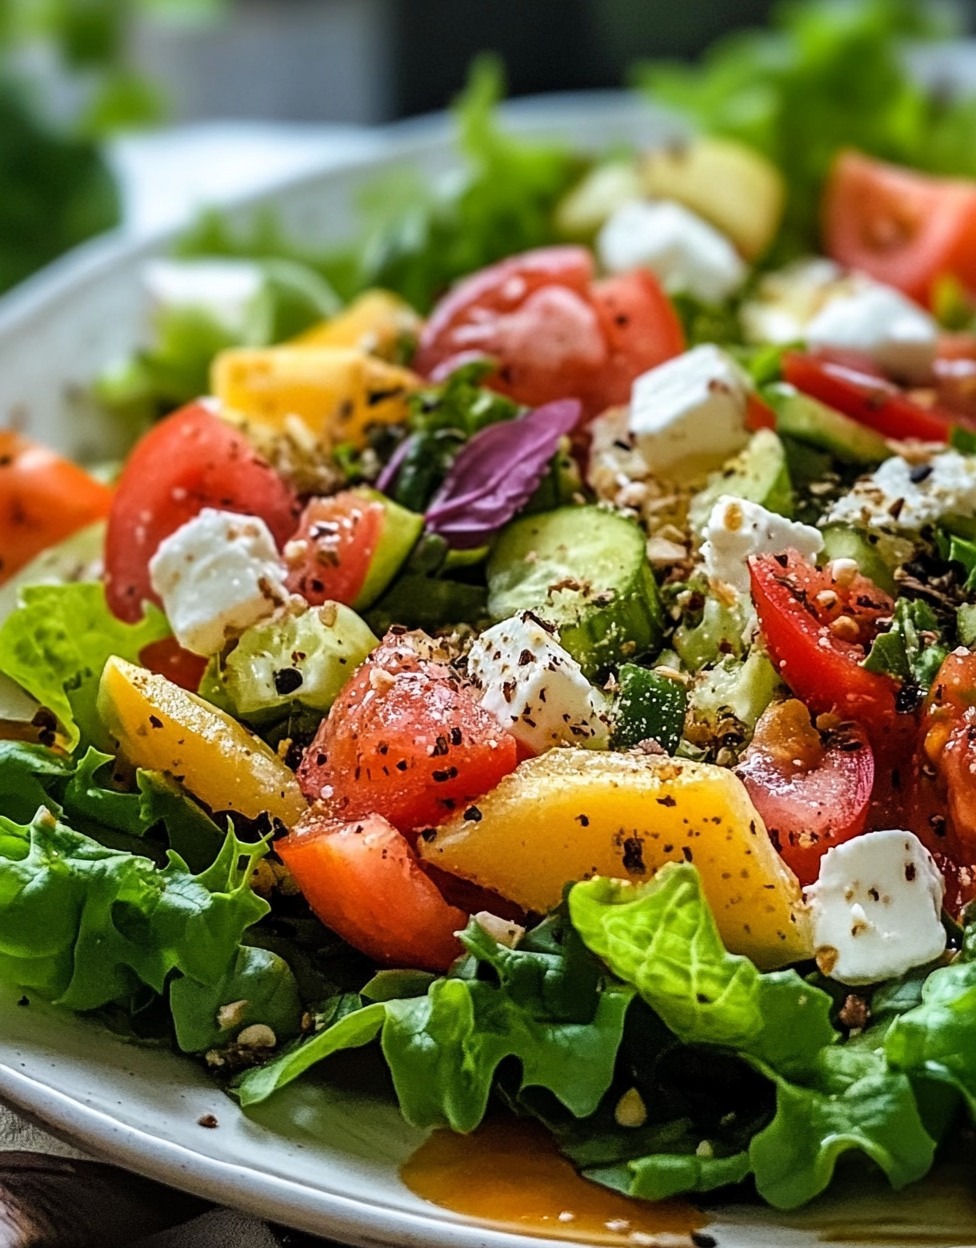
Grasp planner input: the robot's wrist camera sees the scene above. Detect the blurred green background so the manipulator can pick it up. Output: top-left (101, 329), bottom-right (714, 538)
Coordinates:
top-left (4, 0), bottom-right (973, 298)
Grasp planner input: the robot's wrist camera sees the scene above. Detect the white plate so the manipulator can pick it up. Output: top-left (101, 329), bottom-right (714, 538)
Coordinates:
top-left (2, 94), bottom-right (976, 1248)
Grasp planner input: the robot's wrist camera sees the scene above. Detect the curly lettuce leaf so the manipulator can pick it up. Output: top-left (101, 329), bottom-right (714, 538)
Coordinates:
top-left (751, 1045), bottom-right (935, 1208)
top-left (0, 742), bottom-right (225, 872)
top-left (237, 911), bottom-right (632, 1131)
top-left (0, 583), bottom-right (169, 751)
top-left (169, 944), bottom-right (302, 1054)
top-left (569, 865), bottom-right (835, 1079)
top-left (0, 809), bottom-right (267, 1011)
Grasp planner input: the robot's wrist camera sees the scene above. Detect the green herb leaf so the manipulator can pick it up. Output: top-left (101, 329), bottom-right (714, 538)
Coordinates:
top-left (862, 598), bottom-right (948, 695)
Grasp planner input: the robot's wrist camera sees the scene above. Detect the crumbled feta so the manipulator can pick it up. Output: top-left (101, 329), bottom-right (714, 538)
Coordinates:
top-left (804, 830), bottom-right (946, 986)
top-left (826, 450), bottom-right (976, 535)
top-left (741, 257), bottom-right (845, 345)
top-left (701, 495), bottom-right (823, 600)
top-left (805, 282), bottom-right (938, 385)
top-left (143, 258), bottom-right (264, 337)
top-left (597, 200), bottom-right (747, 304)
top-left (149, 508), bottom-right (288, 656)
top-left (628, 344), bottom-right (753, 478)
top-left (466, 612), bottom-right (610, 753)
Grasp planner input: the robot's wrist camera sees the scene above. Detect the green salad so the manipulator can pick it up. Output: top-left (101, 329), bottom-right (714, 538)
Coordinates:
top-left (6, 0), bottom-right (976, 1220)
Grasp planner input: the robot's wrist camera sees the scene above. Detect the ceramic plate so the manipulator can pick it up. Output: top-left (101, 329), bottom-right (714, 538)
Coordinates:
top-left (2, 95), bottom-right (976, 1248)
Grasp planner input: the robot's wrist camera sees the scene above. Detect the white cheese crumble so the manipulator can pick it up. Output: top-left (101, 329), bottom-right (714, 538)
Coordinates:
top-left (701, 495), bottom-right (824, 600)
top-left (805, 281), bottom-right (938, 385)
top-left (628, 344), bottom-right (753, 478)
top-left (597, 200), bottom-right (746, 304)
top-left (149, 508), bottom-right (289, 656)
top-left (826, 450), bottom-right (976, 535)
top-left (466, 612), bottom-right (610, 754)
top-left (740, 257), bottom-right (846, 345)
top-left (804, 829), bottom-right (946, 986)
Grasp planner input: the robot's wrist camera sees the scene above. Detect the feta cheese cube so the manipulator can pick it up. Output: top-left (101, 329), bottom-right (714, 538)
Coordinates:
top-left (143, 259), bottom-right (264, 338)
top-left (805, 281), bottom-right (938, 385)
top-left (466, 612), bottom-right (610, 753)
top-left (701, 495), bottom-right (823, 600)
top-left (628, 344), bottom-right (753, 477)
top-left (804, 830), bottom-right (946, 986)
top-left (597, 200), bottom-right (747, 304)
top-left (741, 257), bottom-right (845, 345)
top-left (149, 508), bottom-right (288, 656)
top-left (827, 450), bottom-right (976, 535)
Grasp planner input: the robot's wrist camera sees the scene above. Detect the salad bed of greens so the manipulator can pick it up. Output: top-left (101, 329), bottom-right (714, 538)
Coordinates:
top-left (7, 0), bottom-right (976, 1222)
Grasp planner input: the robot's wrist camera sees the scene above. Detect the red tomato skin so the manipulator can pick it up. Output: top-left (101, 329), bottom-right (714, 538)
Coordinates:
top-left (414, 247), bottom-right (683, 420)
top-left (104, 403), bottom-right (298, 622)
top-left (736, 700), bottom-right (873, 885)
top-left (782, 352), bottom-right (955, 442)
top-left (749, 550), bottom-right (898, 737)
top-left (823, 150), bottom-right (976, 307)
top-left (138, 637), bottom-right (208, 692)
top-left (0, 431), bottom-right (113, 585)
top-left (299, 637), bottom-right (519, 834)
top-left (278, 810), bottom-right (465, 972)
top-left (285, 493), bottom-right (383, 607)
top-left (584, 271), bottom-right (685, 411)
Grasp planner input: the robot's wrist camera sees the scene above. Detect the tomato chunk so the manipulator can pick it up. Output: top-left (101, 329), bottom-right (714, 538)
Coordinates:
top-left (0, 431), bottom-right (113, 585)
top-left (823, 150), bottom-right (976, 308)
top-left (285, 492), bottom-right (383, 607)
top-left (278, 810), bottom-right (465, 971)
top-left (414, 246), bottom-right (683, 420)
top-left (298, 635), bottom-right (518, 834)
top-left (138, 637), bottom-right (208, 693)
top-left (104, 403), bottom-right (298, 621)
top-left (782, 352), bottom-right (955, 442)
top-left (749, 550), bottom-right (898, 736)
top-left (736, 699), bottom-right (873, 885)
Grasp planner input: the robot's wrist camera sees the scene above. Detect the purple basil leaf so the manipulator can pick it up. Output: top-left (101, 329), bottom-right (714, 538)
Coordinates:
top-left (425, 398), bottom-right (581, 548)
top-left (375, 434), bottom-right (415, 494)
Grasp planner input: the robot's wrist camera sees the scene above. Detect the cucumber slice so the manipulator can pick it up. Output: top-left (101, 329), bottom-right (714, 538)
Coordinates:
top-left (612, 664), bottom-right (687, 754)
top-left (819, 524), bottom-right (897, 595)
top-left (487, 506), bottom-right (664, 675)
top-left (688, 428), bottom-right (793, 535)
top-left (352, 488), bottom-right (424, 609)
top-left (765, 382), bottom-right (889, 466)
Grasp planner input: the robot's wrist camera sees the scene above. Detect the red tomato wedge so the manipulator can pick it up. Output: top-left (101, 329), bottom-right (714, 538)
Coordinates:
top-left (736, 699), bottom-right (873, 885)
top-left (414, 246), bottom-right (683, 420)
top-left (285, 492), bottom-right (384, 607)
top-left (138, 637), bottom-right (208, 692)
top-left (782, 352), bottom-right (955, 442)
top-left (104, 402), bottom-right (298, 621)
top-left (749, 550), bottom-right (898, 737)
top-left (278, 810), bottom-right (465, 972)
top-left (913, 649), bottom-right (976, 862)
top-left (0, 430), bottom-right (113, 585)
top-left (823, 150), bottom-right (976, 308)
top-left (298, 635), bottom-right (518, 834)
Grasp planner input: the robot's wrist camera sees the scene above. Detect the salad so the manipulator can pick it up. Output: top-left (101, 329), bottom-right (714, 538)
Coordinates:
top-left (7, 0), bottom-right (976, 1222)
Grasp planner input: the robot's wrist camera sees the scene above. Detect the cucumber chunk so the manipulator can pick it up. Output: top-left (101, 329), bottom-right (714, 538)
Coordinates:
top-left (766, 382), bottom-right (889, 466)
top-left (612, 664), bottom-right (687, 754)
top-left (688, 428), bottom-right (793, 534)
top-left (819, 524), bottom-right (897, 595)
top-left (487, 506), bottom-right (664, 676)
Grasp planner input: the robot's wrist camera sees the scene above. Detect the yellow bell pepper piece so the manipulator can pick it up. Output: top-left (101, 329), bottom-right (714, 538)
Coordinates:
top-left (290, 290), bottom-right (421, 360)
top-left (212, 347), bottom-right (421, 450)
top-left (640, 137), bottom-right (785, 261)
top-left (97, 656), bottom-right (306, 827)
top-left (418, 748), bottom-right (809, 969)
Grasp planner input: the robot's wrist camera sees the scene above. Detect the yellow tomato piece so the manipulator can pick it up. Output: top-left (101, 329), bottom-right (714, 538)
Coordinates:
top-left (97, 656), bottom-right (306, 827)
top-left (290, 290), bottom-right (421, 360)
top-left (418, 748), bottom-right (809, 969)
top-left (211, 346), bottom-right (421, 450)
top-left (640, 137), bottom-right (785, 261)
